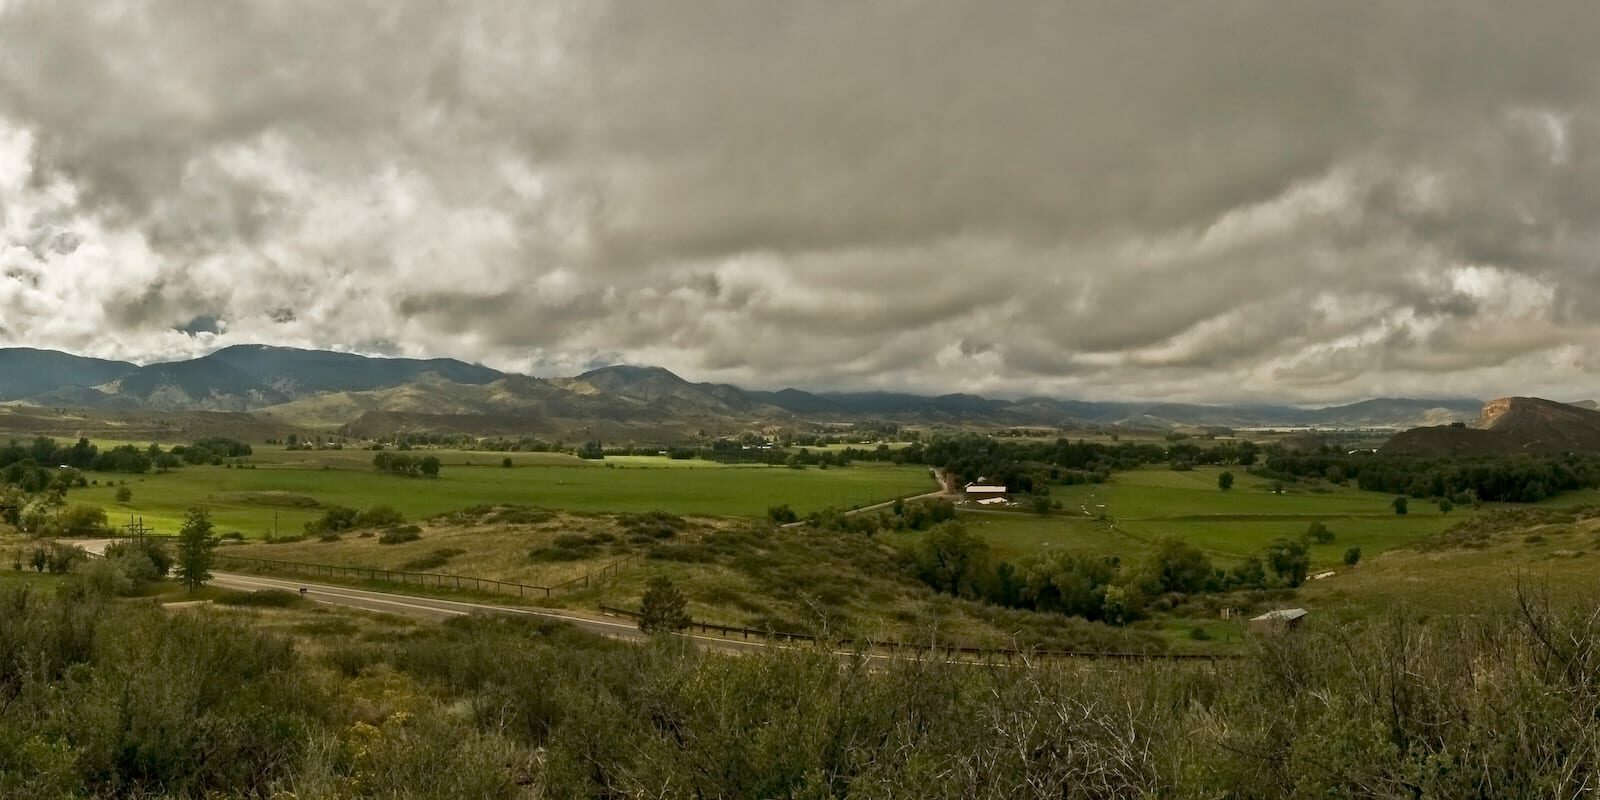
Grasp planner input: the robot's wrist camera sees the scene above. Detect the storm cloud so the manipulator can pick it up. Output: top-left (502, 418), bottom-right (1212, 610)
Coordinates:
top-left (3, 1), bottom-right (1600, 402)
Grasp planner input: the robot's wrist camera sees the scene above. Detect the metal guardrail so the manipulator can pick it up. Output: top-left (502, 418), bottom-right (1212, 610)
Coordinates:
top-left (596, 604), bottom-right (1237, 661)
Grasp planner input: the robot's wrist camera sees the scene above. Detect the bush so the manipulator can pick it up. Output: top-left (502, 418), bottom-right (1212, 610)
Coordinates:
top-left (212, 589), bottom-right (305, 607)
top-left (1306, 521), bottom-right (1335, 544)
top-left (378, 526), bottom-right (423, 545)
top-left (103, 538), bottom-right (173, 584)
top-left (402, 548), bottom-right (468, 571)
top-left (618, 511), bottom-right (686, 539)
top-left (358, 504), bottom-right (406, 528)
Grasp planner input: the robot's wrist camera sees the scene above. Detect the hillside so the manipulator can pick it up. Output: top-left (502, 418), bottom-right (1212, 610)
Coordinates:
top-left (0, 349), bottom-right (133, 400)
top-left (1382, 397), bottom-right (1600, 455)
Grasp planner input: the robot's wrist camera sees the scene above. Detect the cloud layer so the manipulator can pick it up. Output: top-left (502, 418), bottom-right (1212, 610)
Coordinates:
top-left (3, 1), bottom-right (1600, 402)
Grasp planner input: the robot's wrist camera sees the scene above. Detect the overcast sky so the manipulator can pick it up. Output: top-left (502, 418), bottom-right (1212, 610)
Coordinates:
top-left (2, 2), bottom-right (1599, 403)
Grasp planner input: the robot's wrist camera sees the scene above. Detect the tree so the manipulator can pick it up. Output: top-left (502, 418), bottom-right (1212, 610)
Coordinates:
top-left (501, 456), bottom-right (513, 469)
top-left (115, 486), bottom-right (133, 504)
top-left (913, 522), bottom-right (991, 597)
top-left (419, 455), bottom-right (441, 478)
top-left (1138, 536), bottom-right (1213, 595)
top-left (1437, 497), bottom-right (1453, 515)
top-left (1031, 494), bottom-right (1053, 515)
top-left (1392, 496), bottom-right (1409, 516)
top-left (1263, 537), bottom-right (1310, 587)
top-left (1218, 471), bottom-right (1234, 491)
top-left (638, 576), bottom-right (690, 634)
top-left (58, 504), bottom-right (108, 536)
top-left (1343, 546), bottom-right (1362, 566)
top-left (1270, 480), bottom-right (1285, 495)
top-left (766, 504), bottom-right (798, 524)
top-left (1229, 556), bottom-right (1267, 589)
top-left (1306, 520), bottom-right (1334, 544)
top-left (176, 507), bottom-right (217, 591)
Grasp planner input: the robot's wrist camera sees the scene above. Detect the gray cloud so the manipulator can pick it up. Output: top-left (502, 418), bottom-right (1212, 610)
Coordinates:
top-left (3, 1), bottom-right (1600, 403)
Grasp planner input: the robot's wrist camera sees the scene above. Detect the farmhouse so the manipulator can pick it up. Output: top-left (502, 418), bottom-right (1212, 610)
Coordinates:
top-left (1249, 607), bottom-right (1308, 634)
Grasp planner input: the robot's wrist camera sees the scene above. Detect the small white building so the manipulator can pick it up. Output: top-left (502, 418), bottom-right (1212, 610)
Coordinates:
top-left (964, 482), bottom-right (1008, 496)
top-left (1249, 608), bottom-right (1308, 634)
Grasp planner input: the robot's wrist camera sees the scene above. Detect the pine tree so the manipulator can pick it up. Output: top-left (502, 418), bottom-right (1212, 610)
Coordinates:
top-left (639, 576), bottom-right (690, 634)
top-left (176, 507), bottom-right (217, 591)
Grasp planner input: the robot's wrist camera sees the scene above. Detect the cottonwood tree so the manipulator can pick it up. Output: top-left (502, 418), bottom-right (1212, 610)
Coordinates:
top-left (913, 522), bottom-right (991, 597)
top-left (176, 507), bottom-right (217, 591)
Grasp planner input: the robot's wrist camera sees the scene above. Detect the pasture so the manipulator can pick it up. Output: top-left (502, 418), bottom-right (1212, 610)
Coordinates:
top-left (933, 466), bottom-right (1461, 569)
top-left (74, 447), bottom-right (936, 536)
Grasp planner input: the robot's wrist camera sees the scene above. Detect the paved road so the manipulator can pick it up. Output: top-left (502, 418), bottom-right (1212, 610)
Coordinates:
top-left (62, 538), bottom-right (1215, 665)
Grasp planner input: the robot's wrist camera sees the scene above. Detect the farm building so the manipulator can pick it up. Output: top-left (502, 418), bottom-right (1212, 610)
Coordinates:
top-left (964, 481), bottom-right (1008, 496)
top-left (1249, 608), bottom-right (1308, 634)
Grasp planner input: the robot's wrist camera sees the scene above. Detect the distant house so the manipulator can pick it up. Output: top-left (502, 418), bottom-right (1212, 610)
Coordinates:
top-left (1249, 608), bottom-right (1308, 634)
top-left (976, 497), bottom-right (1007, 506)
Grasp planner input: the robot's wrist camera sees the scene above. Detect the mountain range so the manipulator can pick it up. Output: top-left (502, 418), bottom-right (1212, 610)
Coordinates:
top-left (0, 345), bottom-right (1490, 436)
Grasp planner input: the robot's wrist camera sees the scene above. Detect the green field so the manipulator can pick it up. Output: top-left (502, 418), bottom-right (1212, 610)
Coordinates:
top-left (77, 450), bottom-right (935, 536)
top-left (933, 466), bottom-right (1461, 569)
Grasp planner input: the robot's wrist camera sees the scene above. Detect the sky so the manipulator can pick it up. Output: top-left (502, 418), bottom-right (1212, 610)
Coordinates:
top-left (1, 1), bottom-right (1599, 404)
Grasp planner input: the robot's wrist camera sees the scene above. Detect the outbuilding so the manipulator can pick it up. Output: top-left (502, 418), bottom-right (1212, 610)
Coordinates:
top-left (1249, 608), bottom-right (1308, 634)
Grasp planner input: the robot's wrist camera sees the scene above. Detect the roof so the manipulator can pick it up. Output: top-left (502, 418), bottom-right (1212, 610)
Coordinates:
top-left (1250, 608), bottom-right (1309, 622)
top-left (976, 497), bottom-right (1007, 505)
top-left (964, 484), bottom-right (1008, 494)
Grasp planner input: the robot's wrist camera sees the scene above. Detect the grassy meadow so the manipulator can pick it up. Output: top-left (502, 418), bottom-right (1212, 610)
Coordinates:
top-left (923, 466), bottom-right (1462, 571)
top-left (75, 445), bottom-right (936, 536)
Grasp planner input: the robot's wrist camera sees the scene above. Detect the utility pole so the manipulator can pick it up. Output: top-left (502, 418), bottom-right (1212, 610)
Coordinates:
top-left (124, 514), bottom-right (151, 539)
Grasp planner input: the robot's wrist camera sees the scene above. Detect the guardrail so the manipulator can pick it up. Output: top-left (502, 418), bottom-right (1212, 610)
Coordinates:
top-left (596, 604), bottom-right (1236, 662)
top-left (215, 551), bottom-right (640, 600)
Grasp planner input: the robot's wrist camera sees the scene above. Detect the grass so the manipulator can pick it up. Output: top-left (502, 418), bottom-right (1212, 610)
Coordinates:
top-left (950, 466), bottom-right (1461, 569)
top-left (72, 449), bottom-right (935, 537)
top-left (1298, 507), bottom-right (1600, 623)
top-left (212, 507), bottom-right (1169, 653)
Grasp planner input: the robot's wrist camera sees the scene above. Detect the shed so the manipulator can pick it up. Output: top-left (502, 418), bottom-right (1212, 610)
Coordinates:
top-left (1249, 608), bottom-right (1308, 634)
top-left (964, 483), bottom-right (1008, 495)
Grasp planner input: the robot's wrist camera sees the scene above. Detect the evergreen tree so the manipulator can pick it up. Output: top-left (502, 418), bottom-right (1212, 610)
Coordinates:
top-left (639, 576), bottom-right (690, 634)
top-left (176, 507), bottom-right (217, 591)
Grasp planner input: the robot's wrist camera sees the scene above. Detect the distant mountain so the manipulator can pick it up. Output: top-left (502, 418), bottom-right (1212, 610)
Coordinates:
top-left (0, 349), bottom-right (133, 401)
top-left (204, 344), bottom-right (503, 394)
top-left (16, 345), bottom-right (506, 413)
top-left (1382, 397), bottom-right (1600, 456)
top-left (0, 345), bottom-right (1488, 433)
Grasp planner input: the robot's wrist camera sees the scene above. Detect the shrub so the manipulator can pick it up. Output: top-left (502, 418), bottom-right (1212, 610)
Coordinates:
top-left (378, 526), bottom-right (423, 545)
top-left (104, 538), bottom-right (173, 584)
top-left (212, 589), bottom-right (305, 607)
top-left (358, 504), bottom-right (406, 528)
top-left (1306, 521), bottom-right (1335, 544)
top-left (618, 511), bottom-right (687, 539)
top-left (402, 548), bottom-right (468, 571)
